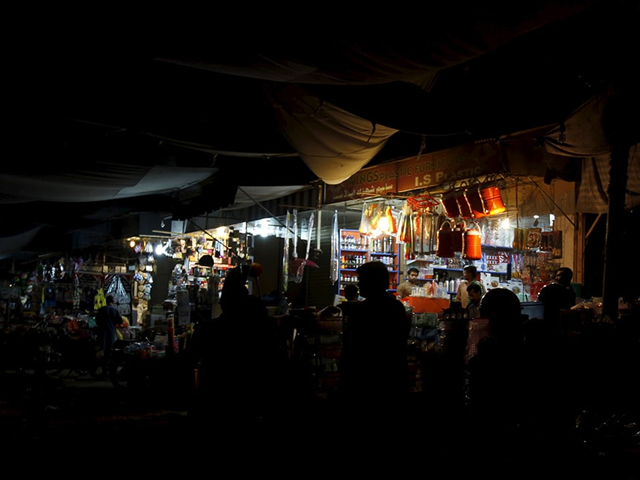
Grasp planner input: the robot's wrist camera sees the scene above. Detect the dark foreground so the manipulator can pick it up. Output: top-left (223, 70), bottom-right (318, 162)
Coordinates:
top-left (1, 367), bottom-right (638, 478)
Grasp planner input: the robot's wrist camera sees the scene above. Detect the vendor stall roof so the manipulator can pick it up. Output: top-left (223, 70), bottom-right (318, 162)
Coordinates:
top-left (1, 1), bottom-right (638, 262)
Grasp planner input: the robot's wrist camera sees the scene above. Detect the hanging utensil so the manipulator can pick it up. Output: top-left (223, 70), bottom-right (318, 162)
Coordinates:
top-left (293, 211), bottom-right (315, 283)
top-left (330, 210), bottom-right (340, 284)
top-left (282, 210), bottom-right (291, 291)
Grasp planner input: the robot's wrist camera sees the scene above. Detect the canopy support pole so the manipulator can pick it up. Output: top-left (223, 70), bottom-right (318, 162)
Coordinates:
top-left (601, 76), bottom-right (635, 320)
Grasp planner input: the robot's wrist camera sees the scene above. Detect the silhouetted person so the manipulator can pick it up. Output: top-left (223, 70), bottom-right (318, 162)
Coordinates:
top-left (338, 261), bottom-right (411, 436)
top-left (537, 266), bottom-right (576, 327)
top-left (188, 265), bottom-right (282, 434)
top-left (456, 264), bottom-right (485, 308)
top-left (343, 283), bottom-right (359, 302)
top-left (338, 284), bottom-right (360, 321)
top-left (95, 294), bottom-right (122, 382)
top-left (465, 288), bottom-right (526, 448)
top-left (466, 282), bottom-right (483, 319)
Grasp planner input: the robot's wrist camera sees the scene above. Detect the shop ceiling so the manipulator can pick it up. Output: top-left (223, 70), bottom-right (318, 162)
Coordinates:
top-left (1, 2), bottom-right (639, 264)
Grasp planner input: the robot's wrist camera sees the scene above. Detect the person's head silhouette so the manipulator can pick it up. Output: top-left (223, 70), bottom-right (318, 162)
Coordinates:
top-left (480, 287), bottom-right (523, 344)
top-left (356, 261), bottom-right (390, 299)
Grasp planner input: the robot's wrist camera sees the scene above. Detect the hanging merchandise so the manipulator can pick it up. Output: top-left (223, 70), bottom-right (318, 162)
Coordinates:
top-left (441, 190), bottom-right (460, 218)
top-left (462, 222), bottom-right (483, 260)
top-left (429, 213), bottom-right (440, 253)
top-left (513, 227), bottom-right (528, 251)
top-left (359, 201), bottom-right (384, 234)
top-left (397, 201), bottom-right (416, 260)
top-left (282, 210), bottom-right (291, 291)
top-left (414, 210), bottom-right (423, 257)
top-left (526, 227), bottom-right (542, 249)
top-left (358, 203), bottom-right (369, 234)
top-left (330, 210), bottom-right (340, 284)
top-left (383, 205), bottom-right (397, 235)
top-left (305, 211), bottom-right (315, 262)
top-left (419, 210), bottom-right (427, 256)
top-left (397, 201), bottom-right (413, 244)
top-left (436, 220), bottom-right (455, 258)
top-left (455, 183), bottom-right (473, 219)
top-left (483, 216), bottom-right (502, 246)
top-left (464, 184), bottom-right (486, 219)
top-left (291, 211), bottom-right (316, 283)
top-left (452, 220), bottom-right (465, 253)
top-left (105, 275), bottom-right (131, 316)
top-left (418, 210), bottom-right (439, 256)
top-left (480, 184), bottom-right (507, 216)
top-left (290, 209), bottom-right (300, 284)
top-left (292, 209), bottom-right (299, 262)
top-left (94, 287), bottom-right (106, 311)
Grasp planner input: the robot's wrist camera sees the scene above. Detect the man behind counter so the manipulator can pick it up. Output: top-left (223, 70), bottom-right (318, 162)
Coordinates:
top-left (397, 267), bottom-right (420, 298)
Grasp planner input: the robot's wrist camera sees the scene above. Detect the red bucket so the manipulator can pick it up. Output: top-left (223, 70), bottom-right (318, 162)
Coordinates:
top-left (436, 221), bottom-right (455, 258)
top-left (480, 185), bottom-right (506, 216)
top-left (441, 190), bottom-right (460, 218)
top-left (456, 191), bottom-right (473, 219)
top-left (452, 222), bottom-right (465, 252)
top-left (462, 223), bottom-right (482, 260)
top-left (464, 187), bottom-right (486, 219)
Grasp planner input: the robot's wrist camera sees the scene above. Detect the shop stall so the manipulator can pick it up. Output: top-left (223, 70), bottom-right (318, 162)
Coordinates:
top-left (324, 138), bottom-right (579, 313)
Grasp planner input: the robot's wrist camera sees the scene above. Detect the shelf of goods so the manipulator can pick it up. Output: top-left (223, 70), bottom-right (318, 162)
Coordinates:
top-left (187, 261), bottom-right (234, 305)
top-left (338, 229), bottom-right (399, 294)
top-left (405, 245), bottom-right (513, 301)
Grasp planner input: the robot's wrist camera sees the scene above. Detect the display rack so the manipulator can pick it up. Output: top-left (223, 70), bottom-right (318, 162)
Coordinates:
top-left (338, 229), bottom-right (399, 294)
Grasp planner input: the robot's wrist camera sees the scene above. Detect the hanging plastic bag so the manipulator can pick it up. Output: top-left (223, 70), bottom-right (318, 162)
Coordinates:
top-left (106, 275), bottom-right (131, 316)
top-left (359, 202), bottom-right (377, 234)
top-left (397, 201), bottom-right (413, 243)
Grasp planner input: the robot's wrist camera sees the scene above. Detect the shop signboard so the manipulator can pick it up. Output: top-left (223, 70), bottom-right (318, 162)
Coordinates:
top-left (324, 142), bottom-right (502, 204)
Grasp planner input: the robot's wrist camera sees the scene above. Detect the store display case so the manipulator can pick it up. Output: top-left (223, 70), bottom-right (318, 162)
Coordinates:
top-left (337, 229), bottom-right (399, 294)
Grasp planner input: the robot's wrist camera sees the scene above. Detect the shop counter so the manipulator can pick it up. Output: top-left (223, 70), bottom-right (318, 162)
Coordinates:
top-left (407, 296), bottom-right (450, 314)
